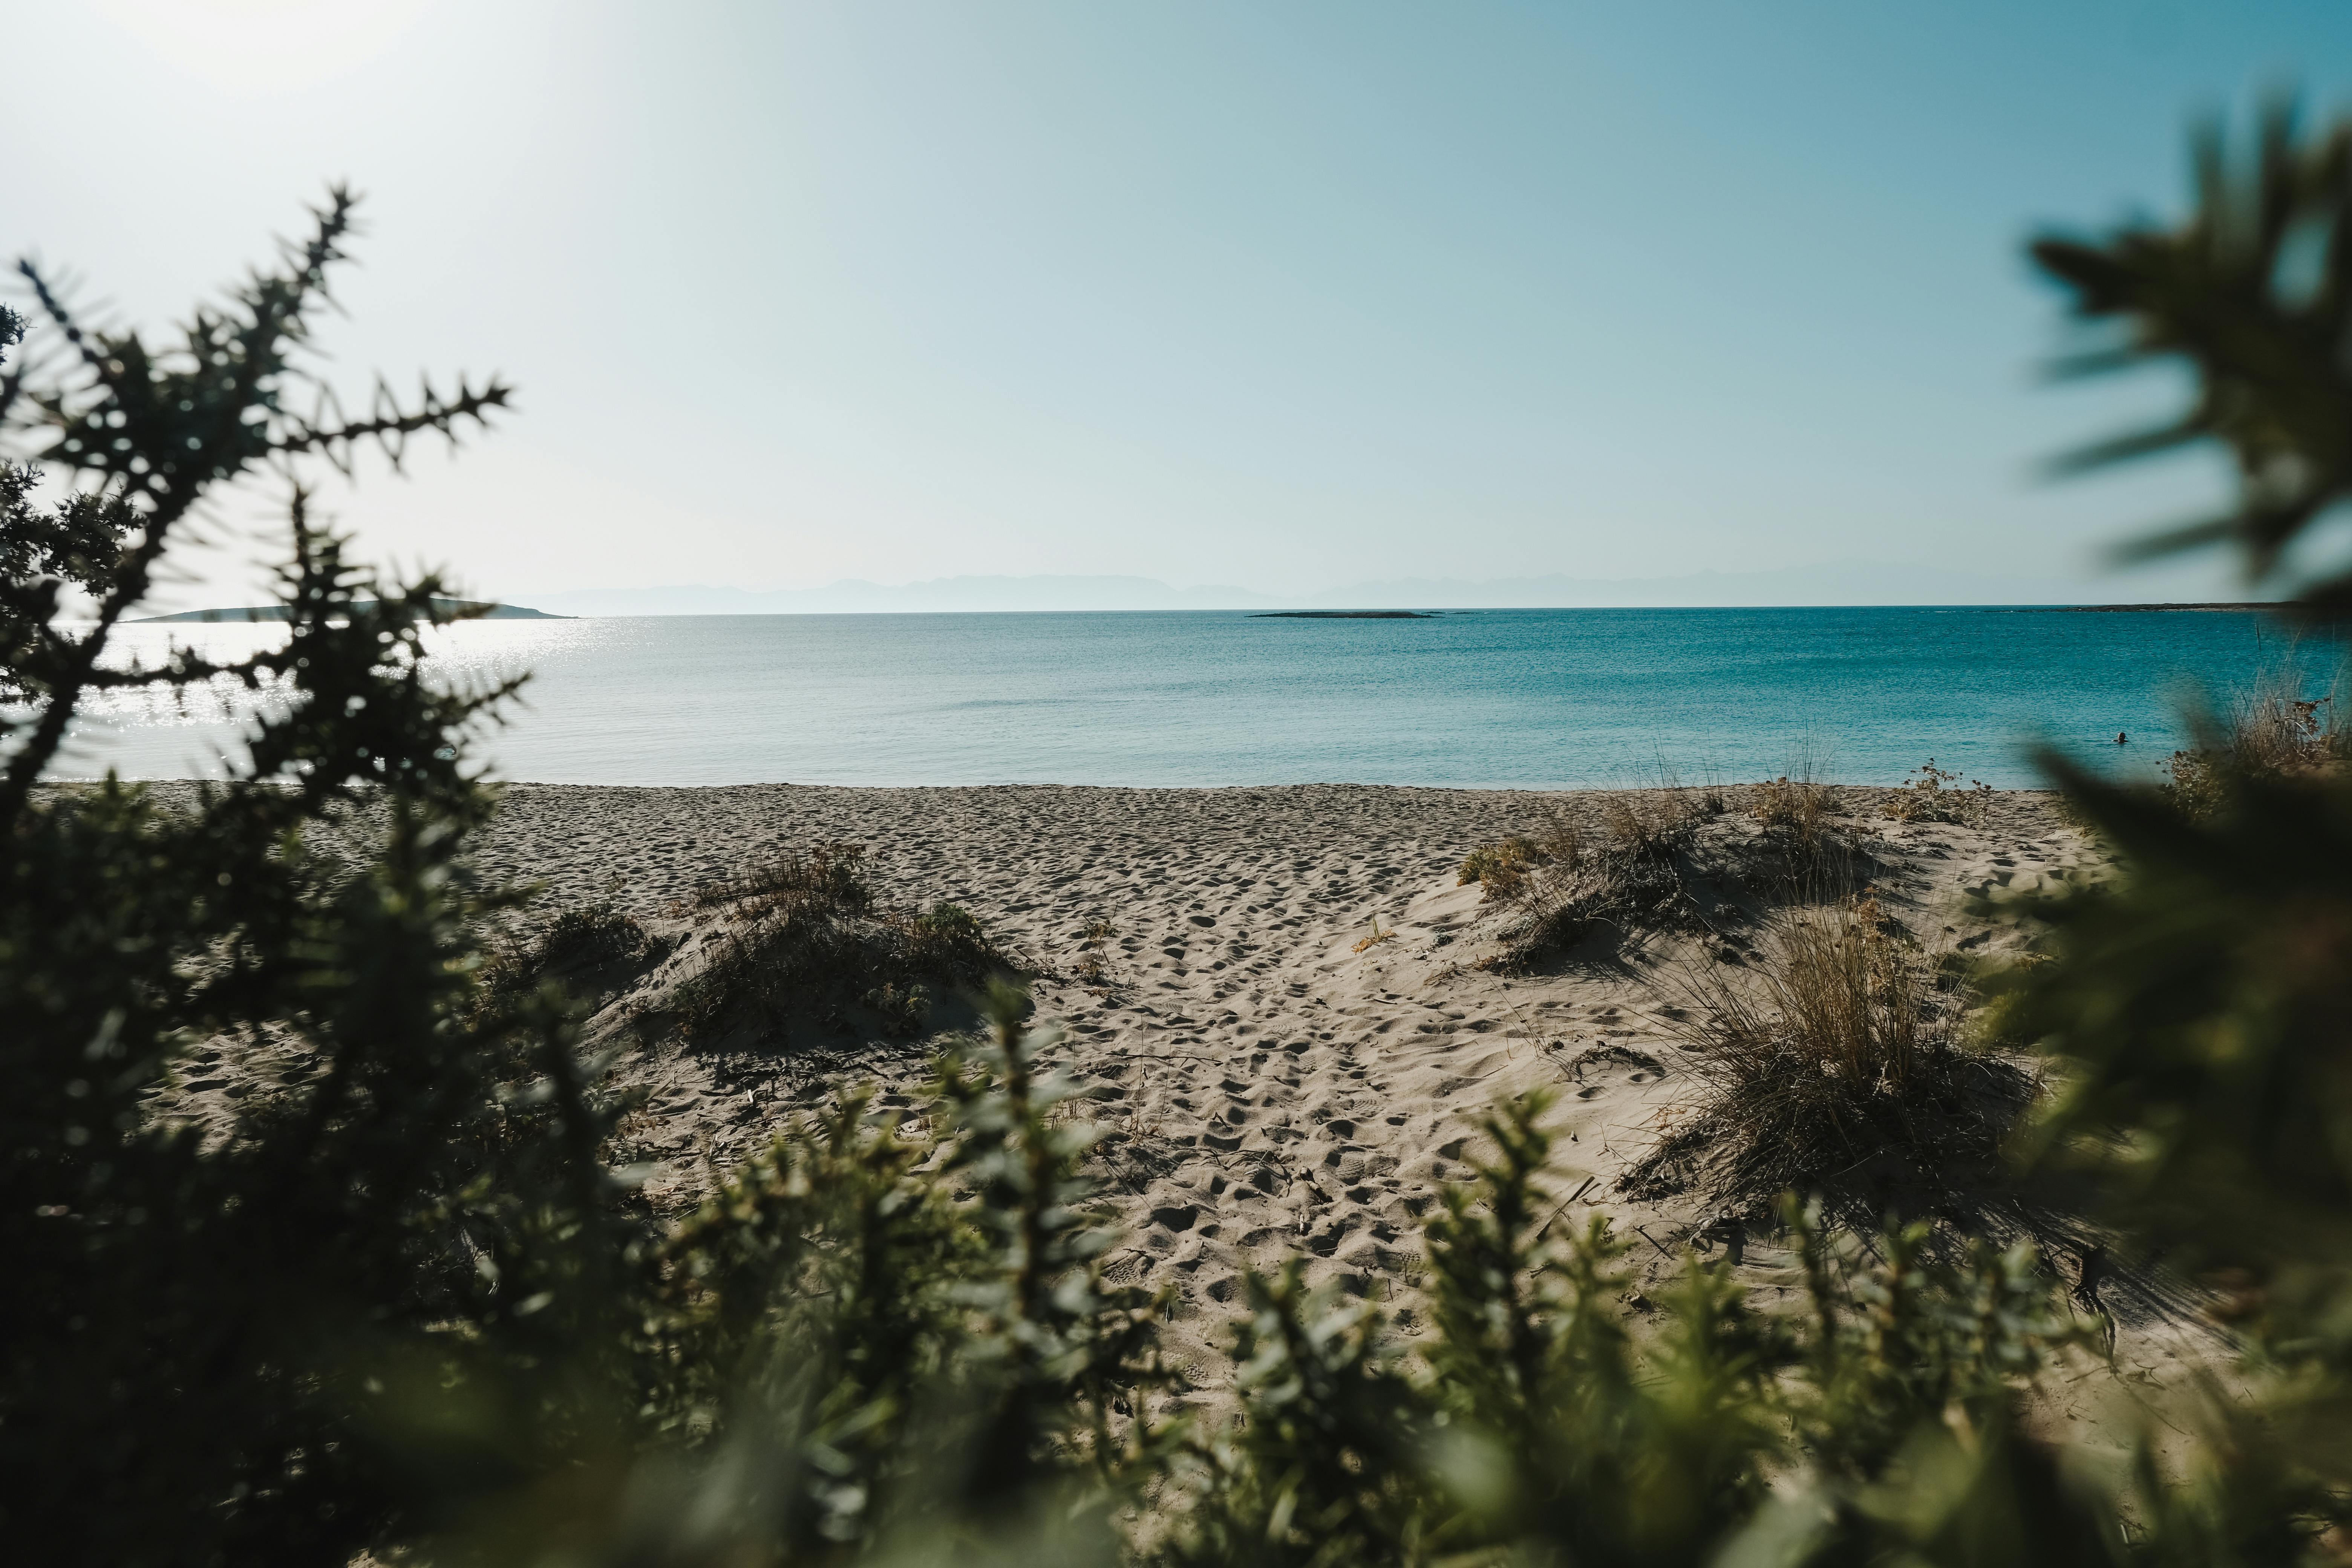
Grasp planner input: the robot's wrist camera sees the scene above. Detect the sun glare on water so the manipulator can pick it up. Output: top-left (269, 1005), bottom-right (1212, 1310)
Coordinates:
top-left (84, 0), bottom-right (436, 93)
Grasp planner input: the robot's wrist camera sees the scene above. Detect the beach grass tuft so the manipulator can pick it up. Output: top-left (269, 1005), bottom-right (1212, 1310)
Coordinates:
top-left (673, 845), bottom-right (1005, 1041)
top-left (1750, 772), bottom-right (1828, 843)
top-left (1468, 798), bottom-right (1706, 971)
top-left (1626, 900), bottom-right (2034, 1223)
top-left (1879, 758), bottom-right (1995, 827)
top-left (478, 899), bottom-right (653, 1013)
top-left (687, 839), bottom-right (877, 917)
top-left (1464, 776), bottom-right (1876, 973)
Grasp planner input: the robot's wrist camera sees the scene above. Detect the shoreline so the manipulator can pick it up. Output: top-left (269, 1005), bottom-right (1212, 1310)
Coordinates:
top-left (453, 780), bottom-right (2063, 913)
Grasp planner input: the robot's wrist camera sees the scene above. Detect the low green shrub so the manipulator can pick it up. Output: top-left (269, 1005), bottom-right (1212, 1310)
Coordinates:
top-left (478, 899), bottom-right (652, 1012)
top-left (1151, 1094), bottom-right (2098, 1568)
top-left (674, 858), bottom-right (1004, 1040)
top-left (609, 986), bottom-right (1169, 1559)
top-left (541, 899), bottom-right (654, 969)
top-left (915, 899), bottom-right (984, 943)
top-left (1458, 834), bottom-right (1538, 897)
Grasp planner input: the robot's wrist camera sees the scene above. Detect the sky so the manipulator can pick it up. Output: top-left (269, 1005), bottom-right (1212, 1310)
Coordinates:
top-left (8, 1), bottom-right (2352, 608)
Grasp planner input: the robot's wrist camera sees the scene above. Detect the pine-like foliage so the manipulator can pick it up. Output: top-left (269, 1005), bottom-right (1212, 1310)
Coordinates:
top-left (0, 196), bottom-right (608, 1565)
top-left (2033, 98), bottom-right (2352, 609)
top-left (1150, 1096), bottom-right (2114, 1568)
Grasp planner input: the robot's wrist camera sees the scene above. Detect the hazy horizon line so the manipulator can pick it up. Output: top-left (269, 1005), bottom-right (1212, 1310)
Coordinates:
top-left (507, 558), bottom-right (2248, 616)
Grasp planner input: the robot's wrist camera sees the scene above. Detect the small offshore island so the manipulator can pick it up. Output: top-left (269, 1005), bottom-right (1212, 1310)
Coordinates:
top-left (2049, 601), bottom-right (2282, 613)
top-left (1250, 608), bottom-right (1435, 619)
top-left (135, 597), bottom-right (568, 623)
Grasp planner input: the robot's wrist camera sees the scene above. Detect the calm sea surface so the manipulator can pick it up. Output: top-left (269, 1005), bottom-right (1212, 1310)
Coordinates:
top-left (52, 607), bottom-right (2341, 790)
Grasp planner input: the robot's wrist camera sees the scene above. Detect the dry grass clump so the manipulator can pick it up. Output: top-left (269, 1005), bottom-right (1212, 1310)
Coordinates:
top-left (673, 844), bottom-right (1004, 1041)
top-left (1464, 782), bottom-right (1877, 973)
top-left (1626, 901), bottom-right (2035, 1223)
top-left (1747, 769), bottom-right (1875, 897)
top-left (1472, 798), bottom-right (1705, 971)
top-left (1602, 793), bottom-right (1687, 851)
top-left (477, 899), bottom-right (653, 1013)
top-left (2164, 662), bottom-right (2348, 819)
top-left (1751, 773), bottom-right (1829, 842)
top-left (686, 840), bottom-right (876, 917)
top-left (1461, 769), bottom-right (1881, 973)
top-left (1070, 916), bottom-right (1116, 986)
top-left (1879, 759), bottom-right (1995, 828)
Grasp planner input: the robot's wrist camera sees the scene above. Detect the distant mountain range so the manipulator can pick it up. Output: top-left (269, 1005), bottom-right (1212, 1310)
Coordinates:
top-left (516, 561), bottom-right (2220, 616)
top-left (519, 576), bottom-right (1268, 616)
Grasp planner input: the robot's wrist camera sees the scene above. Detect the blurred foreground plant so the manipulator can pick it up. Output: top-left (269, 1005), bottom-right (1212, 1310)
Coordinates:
top-left (1155, 1093), bottom-right (2123, 1568)
top-left (0, 193), bottom-right (590, 1563)
top-left (1988, 92), bottom-right (2352, 1554)
top-left (2021, 95), bottom-right (2352, 1331)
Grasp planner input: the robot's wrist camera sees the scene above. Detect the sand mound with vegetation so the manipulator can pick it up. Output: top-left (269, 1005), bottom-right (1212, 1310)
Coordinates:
top-left (285, 778), bottom-right (2201, 1411)
top-left (133, 776), bottom-right (2229, 1465)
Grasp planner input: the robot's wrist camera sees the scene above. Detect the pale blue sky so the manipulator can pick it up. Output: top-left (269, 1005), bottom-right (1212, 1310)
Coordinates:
top-left (9, 2), bottom-right (2352, 605)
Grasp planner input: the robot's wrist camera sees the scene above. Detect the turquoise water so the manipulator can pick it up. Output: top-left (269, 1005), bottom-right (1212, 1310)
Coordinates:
top-left (57, 606), bottom-right (2338, 789)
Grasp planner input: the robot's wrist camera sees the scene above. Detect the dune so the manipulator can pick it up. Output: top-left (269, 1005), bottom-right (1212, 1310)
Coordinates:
top-left (139, 779), bottom-right (2220, 1422)
top-left (433, 782), bottom-right (2211, 1409)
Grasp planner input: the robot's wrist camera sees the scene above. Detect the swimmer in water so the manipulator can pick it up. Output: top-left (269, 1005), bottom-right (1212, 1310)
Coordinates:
top-left (2115, 731), bottom-right (2128, 744)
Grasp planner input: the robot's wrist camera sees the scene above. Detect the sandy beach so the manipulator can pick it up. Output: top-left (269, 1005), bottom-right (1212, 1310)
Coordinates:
top-left (133, 776), bottom-right (2219, 1420)
top-left (429, 780), bottom-right (2219, 1407)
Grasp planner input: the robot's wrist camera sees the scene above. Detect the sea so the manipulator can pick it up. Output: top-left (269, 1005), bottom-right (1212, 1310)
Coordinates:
top-left (49, 606), bottom-right (2343, 792)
